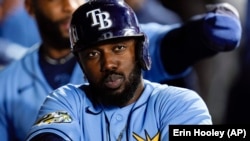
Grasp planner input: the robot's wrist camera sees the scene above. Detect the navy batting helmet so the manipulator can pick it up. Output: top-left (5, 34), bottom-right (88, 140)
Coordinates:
top-left (69, 0), bottom-right (151, 70)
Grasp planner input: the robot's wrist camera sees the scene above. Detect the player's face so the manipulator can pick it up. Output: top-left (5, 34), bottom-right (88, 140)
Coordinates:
top-left (78, 38), bottom-right (143, 106)
top-left (27, 0), bottom-right (84, 49)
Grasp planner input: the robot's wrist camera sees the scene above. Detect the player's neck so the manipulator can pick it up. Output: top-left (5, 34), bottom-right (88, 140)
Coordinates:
top-left (41, 45), bottom-right (73, 65)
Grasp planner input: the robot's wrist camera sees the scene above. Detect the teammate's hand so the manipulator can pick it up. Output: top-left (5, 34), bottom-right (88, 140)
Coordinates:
top-left (206, 3), bottom-right (239, 19)
top-left (202, 3), bottom-right (242, 51)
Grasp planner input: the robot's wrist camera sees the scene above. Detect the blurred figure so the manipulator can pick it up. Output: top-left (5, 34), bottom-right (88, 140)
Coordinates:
top-left (0, 0), bottom-right (22, 22)
top-left (0, 0), bottom-right (40, 47)
top-left (0, 0), bottom-right (40, 69)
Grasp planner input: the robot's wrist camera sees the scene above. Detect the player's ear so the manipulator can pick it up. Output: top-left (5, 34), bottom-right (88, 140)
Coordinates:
top-left (24, 0), bottom-right (35, 17)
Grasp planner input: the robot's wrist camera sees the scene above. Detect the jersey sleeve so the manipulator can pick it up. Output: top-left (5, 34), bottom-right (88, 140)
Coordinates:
top-left (25, 84), bottom-right (83, 141)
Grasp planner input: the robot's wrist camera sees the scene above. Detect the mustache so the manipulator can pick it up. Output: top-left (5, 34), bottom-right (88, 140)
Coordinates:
top-left (103, 72), bottom-right (124, 82)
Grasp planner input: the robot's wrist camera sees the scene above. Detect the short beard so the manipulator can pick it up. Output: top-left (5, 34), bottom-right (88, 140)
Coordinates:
top-left (89, 64), bottom-right (142, 107)
top-left (35, 8), bottom-right (70, 50)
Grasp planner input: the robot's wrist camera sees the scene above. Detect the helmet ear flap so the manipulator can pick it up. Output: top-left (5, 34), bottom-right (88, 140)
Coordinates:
top-left (137, 35), bottom-right (151, 71)
top-left (72, 52), bottom-right (85, 72)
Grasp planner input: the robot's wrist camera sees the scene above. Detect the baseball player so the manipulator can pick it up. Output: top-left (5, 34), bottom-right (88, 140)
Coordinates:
top-left (0, 0), bottom-right (241, 141)
top-left (26, 1), bottom-right (212, 140)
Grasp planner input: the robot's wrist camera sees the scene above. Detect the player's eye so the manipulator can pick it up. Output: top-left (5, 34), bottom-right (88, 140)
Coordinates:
top-left (113, 45), bottom-right (126, 53)
top-left (88, 51), bottom-right (100, 58)
top-left (83, 50), bottom-right (100, 59)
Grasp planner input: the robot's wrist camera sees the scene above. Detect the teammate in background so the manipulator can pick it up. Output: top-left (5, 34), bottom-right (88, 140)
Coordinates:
top-left (0, 0), bottom-right (40, 47)
top-left (0, 0), bottom-right (40, 69)
top-left (25, 1), bottom-right (212, 140)
top-left (0, 0), bottom-right (241, 140)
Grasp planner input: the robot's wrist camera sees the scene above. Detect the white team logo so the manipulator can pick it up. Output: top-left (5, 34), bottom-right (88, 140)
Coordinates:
top-left (86, 8), bottom-right (112, 30)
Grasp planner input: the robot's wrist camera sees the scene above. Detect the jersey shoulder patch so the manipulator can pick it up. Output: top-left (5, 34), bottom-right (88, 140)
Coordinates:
top-left (35, 111), bottom-right (72, 126)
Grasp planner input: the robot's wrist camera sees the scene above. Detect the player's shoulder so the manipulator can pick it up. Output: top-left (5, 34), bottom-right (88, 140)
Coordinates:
top-left (143, 80), bottom-right (209, 117)
top-left (53, 83), bottom-right (82, 94)
top-left (46, 83), bottom-right (91, 110)
top-left (51, 83), bottom-right (87, 99)
top-left (144, 79), bottom-right (201, 102)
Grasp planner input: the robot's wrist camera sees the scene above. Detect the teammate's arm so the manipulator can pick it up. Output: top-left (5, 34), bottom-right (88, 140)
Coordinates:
top-left (160, 3), bottom-right (241, 75)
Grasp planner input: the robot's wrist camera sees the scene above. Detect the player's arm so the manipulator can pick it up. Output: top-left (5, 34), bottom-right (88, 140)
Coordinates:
top-left (25, 85), bottom-right (81, 141)
top-left (160, 3), bottom-right (242, 75)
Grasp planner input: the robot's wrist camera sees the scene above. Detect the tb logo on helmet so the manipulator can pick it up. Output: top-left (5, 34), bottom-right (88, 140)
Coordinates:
top-left (86, 9), bottom-right (112, 30)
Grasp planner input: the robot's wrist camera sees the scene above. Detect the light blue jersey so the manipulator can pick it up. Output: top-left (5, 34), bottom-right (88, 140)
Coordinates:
top-left (0, 45), bottom-right (83, 141)
top-left (26, 80), bottom-right (212, 141)
top-left (0, 2), bottom-right (242, 140)
top-left (0, 23), bottom-right (188, 141)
